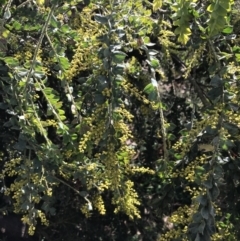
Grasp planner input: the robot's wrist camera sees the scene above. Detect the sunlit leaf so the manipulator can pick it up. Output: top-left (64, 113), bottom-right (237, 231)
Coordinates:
top-left (3, 57), bottom-right (19, 67)
top-left (12, 21), bottom-right (22, 30)
top-left (112, 51), bottom-right (127, 63)
top-left (3, 8), bottom-right (11, 20)
top-left (153, 0), bottom-right (162, 12)
top-left (59, 57), bottom-right (70, 70)
top-left (143, 83), bottom-right (155, 94)
top-left (33, 71), bottom-right (45, 79)
top-left (222, 26), bottom-right (233, 34)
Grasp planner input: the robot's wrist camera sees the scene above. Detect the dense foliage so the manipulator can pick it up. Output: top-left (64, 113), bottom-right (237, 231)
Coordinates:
top-left (0, 0), bottom-right (240, 240)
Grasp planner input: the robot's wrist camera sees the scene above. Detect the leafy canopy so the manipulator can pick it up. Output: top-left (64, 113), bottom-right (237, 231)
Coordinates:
top-left (0, 0), bottom-right (240, 240)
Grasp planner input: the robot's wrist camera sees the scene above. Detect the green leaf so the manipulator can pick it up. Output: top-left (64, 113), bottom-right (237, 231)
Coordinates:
top-left (103, 59), bottom-right (110, 70)
top-left (198, 220), bottom-right (206, 234)
top-left (3, 57), bottom-right (19, 67)
top-left (178, 32), bottom-right (190, 45)
top-left (103, 48), bottom-right (111, 58)
top-left (207, 3), bottom-right (214, 12)
top-left (151, 78), bottom-right (158, 87)
top-left (167, 133), bottom-right (176, 141)
top-left (195, 166), bottom-right (205, 173)
top-left (16, 68), bottom-right (29, 77)
top-left (167, 123), bottom-right (176, 131)
top-left (194, 233), bottom-right (201, 241)
top-left (20, 201), bottom-right (30, 211)
top-left (3, 8), bottom-right (11, 20)
top-left (33, 71), bottom-right (45, 79)
top-left (188, 223), bottom-right (200, 234)
top-left (50, 15), bottom-right (60, 28)
top-left (148, 50), bottom-right (158, 55)
top-left (148, 90), bottom-right (158, 101)
top-left (203, 176), bottom-right (213, 189)
top-left (112, 51), bottom-right (127, 63)
top-left (94, 14), bottom-right (108, 24)
top-left (174, 27), bottom-right (191, 44)
top-left (23, 23), bottom-right (41, 31)
top-left (210, 184), bottom-right (220, 200)
top-left (55, 44), bottom-right (65, 56)
top-left (219, 0), bottom-right (231, 11)
top-left (223, 122), bottom-right (239, 135)
top-left (220, 139), bottom-right (235, 150)
top-left (222, 26), bottom-right (233, 34)
top-left (79, 191), bottom-right (88, 197)
top-left (149, 57), bottom-right (160, 68)
top-left (145, 42), bottom-right (156, 46)
top-left (213, 165), bottom-right (223, 180)
top-left (13, 140), bottom-right (26, 151)
top-left (196, 195), bottom-right (208, 206)
top-left (201, 206), bottom-right (209, 219)
top-left (235, 53), bottom-right (240, 62)
top-left (59, 56), bottom-right (70, 70)
top-left (207, 87), bottom-right (222, 101)
top-left (94, 93), bottom-right (105, 104)
top-left (215, 4), bottom-right (228, 16)
top-left (46, 106), bottom-right (53, 116)
top-left (192, 212), bottom-right (203, 223)
top-left (112, 64), bottom-right (124, 75)
top-left (143, 83), bottom-right (155, 94)
top-left (153, 0), bottom-right (162, 12)
top-left (210, 75), bottom-right (223, 87)
top-left (12, 20), bottom-right (22, 30)
top-left (60, 24), bottom-right (70, 33)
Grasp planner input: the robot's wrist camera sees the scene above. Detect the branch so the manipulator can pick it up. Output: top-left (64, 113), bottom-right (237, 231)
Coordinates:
top-left (24, 4), bottom-right (56, 90)
top-left (51, 175), bottom-right (92, 207)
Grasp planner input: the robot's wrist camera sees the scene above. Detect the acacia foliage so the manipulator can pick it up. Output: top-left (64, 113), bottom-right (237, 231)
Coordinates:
top-left (0, 0), bottom-right (240, 240)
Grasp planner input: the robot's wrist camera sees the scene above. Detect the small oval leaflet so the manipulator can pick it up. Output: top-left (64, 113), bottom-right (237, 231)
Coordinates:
top-left (4, 8), bottom-right (11, 20)
top-left (94, 14), bottom-right (108, 24)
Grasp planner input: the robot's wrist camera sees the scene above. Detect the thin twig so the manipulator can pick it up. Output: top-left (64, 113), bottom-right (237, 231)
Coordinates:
top-left (51, 175), bottom-right (92, 206)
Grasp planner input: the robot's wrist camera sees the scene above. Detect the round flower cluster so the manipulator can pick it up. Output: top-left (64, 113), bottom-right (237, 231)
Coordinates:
top-left (3, 158), bottom-right (22, 177)
top-left (112, 180), bottom-right (141, 219)
top-left (28, 224), bottom-right (36, 236)
top-left (93, 194), bottom-right (106, 215)
top-left (121, 80), bottom-right (150, 104)
top-left (80, 203), bottom-right (92, 218)
top-left (37, 210), bottom-right (49, 226)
